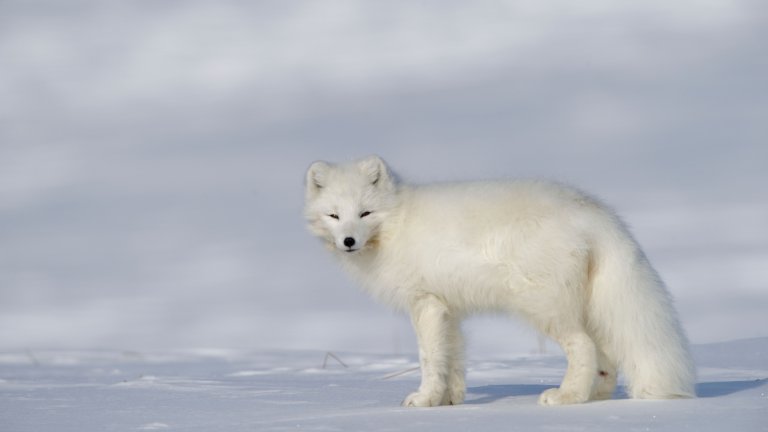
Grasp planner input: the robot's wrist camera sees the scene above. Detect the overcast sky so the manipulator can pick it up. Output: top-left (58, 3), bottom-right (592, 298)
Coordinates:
top-left (1, 1), bottom-right (766, 353)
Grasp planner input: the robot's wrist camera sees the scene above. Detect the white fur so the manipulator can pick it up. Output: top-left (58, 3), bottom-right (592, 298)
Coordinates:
top-left (305, 156), bottom-right (696, 406)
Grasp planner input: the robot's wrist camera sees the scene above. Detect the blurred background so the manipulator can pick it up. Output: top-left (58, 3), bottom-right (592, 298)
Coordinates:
top-left (1, 0), bottom-right (766, 356)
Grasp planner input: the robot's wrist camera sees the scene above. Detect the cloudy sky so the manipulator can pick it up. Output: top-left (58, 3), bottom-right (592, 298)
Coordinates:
top-left (1, 0), bottom-right (766, 354)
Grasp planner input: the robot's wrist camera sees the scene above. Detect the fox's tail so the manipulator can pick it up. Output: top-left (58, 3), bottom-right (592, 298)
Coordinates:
top-left (587, 216), bottom-right (696, 399)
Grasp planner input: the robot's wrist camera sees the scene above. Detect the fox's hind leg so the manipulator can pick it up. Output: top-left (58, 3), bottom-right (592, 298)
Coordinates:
top-left (592, 347), bottom-right (617, 400)
top-left (538, 331), bottom-right (598, 405)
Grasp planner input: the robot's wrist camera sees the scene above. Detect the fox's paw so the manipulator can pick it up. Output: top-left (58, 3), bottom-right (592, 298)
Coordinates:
top-left (403, 391), bottom-right (444, 407)
top-left (444, 370), bottom-right (466, 405)
top-left (440, 384), bottom-right (465, 405)
top-left (591, 389), bottom-right (614, 401)
top-left (538, 388), bottom-right (590, 406)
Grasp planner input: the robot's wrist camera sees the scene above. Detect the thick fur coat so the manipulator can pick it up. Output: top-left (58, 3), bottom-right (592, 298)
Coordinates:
top-left (304, 156), bottom-right (695, 406)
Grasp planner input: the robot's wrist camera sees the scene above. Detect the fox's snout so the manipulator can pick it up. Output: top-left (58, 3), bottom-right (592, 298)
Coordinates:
top-left (338, 235), bottom-right (360, 252)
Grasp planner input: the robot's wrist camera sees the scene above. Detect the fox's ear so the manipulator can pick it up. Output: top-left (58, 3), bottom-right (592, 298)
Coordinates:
top-left (358, 155), bottom-right (393, 189)
top-left (305, 161), bottom-right (329, 198)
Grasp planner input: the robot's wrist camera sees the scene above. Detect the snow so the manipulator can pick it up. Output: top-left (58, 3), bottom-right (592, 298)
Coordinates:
top-left (1, 0), bottom-right (767, 430)
top-left (1, 338), bottom-right (766, 431)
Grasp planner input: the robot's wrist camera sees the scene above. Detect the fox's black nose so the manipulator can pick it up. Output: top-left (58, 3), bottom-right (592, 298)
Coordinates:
top-left (343, 237), bottom-right (356, 248)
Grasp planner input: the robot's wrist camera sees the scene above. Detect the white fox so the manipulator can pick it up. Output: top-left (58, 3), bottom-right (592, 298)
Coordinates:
top-left (304, 156), bottom-right (695, 406)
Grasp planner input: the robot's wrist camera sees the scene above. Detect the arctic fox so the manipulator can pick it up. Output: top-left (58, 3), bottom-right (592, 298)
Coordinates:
top-left (304, 156), bottom-right (695, 406)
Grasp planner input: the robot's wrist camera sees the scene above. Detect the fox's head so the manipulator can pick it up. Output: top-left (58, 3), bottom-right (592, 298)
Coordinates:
top-left (304, 156), bottom-right (398, 254)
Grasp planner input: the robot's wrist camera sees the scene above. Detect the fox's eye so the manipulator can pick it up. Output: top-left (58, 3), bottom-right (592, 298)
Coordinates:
top-left (360, 211), bottom-right (372, 218)
top-left (328, 214), bottom-right (339, 220)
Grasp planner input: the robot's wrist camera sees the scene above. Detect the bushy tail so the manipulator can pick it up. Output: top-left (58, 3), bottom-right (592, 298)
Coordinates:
top-left (587, 218), bottom-right (696, 399)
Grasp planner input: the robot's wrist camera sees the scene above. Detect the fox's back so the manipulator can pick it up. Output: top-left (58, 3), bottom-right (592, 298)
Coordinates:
top-left (394, 180), bottom-right (605, 243)
top-left (373, 180), bottom-right (609, 310)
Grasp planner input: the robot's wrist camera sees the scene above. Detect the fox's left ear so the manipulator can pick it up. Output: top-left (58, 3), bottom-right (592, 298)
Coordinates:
top-left (358, 155), bottom-right (394, 190)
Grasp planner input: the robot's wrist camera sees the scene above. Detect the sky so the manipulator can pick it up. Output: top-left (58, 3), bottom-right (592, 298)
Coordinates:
top-left (0, 0), bottom-right (766, 355)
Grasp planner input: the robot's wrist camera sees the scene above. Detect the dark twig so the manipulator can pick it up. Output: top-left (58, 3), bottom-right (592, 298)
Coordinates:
top-left (322, 352), bottom-right (348, 369)
top-left (380, 366), bottom-right (420, 380)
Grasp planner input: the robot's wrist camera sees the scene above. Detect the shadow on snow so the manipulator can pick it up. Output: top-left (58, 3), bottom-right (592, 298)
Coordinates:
top-left (696, 379), bottom-right (767, 398)
top-left (466, 384), bottom-right (556, 404)
top-left (466, 379), bottom-right (767, 404)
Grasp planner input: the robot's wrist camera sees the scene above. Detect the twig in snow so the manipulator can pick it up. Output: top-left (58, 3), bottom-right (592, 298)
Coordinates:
top-left (380, 366), bottom-right (420, 380)
top-left (322, 352), bottom-right (348, 369)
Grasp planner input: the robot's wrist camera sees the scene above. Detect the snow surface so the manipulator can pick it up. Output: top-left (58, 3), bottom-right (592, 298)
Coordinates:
top-left (1, 338), bottom-right (766, 431)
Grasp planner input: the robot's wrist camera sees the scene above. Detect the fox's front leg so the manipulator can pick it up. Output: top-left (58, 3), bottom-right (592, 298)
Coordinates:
top-left (403, 293), bottom-right (456, 407)
top-left (442, 315), bottom-right (465, 405)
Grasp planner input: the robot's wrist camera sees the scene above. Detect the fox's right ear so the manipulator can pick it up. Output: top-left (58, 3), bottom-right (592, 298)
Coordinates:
top-left (305, 161), bottom-right (329, 199)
